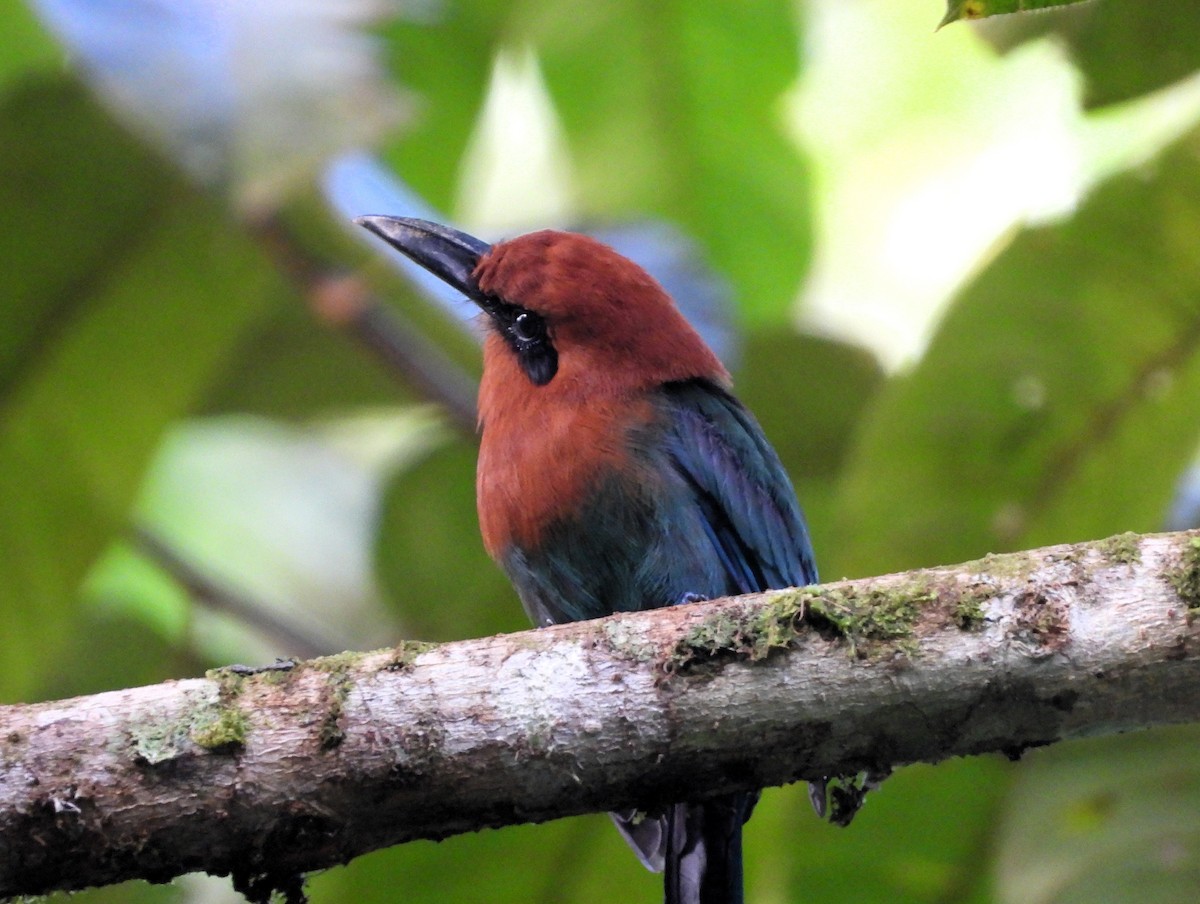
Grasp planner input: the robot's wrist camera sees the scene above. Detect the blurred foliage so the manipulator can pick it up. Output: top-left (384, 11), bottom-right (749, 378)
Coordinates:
top-left (375, 436), bottom-right (528, 639)
top-left (977, 0), bottom-right (1200, 108)
top-left (534, 1), bottom-right (812, 326)
top-left (386, 0), bottom-right (811, 325)
top-left (0, 77), bottom-right (287, 701)
top-left (3, 1), bottom-right (1200, 904)
top-left (995, 725), bottom-right (1200, 904)
top-left (0, 0), bottom-right (57, 88)
top-left (833, 132), bottom-right (1200, 577)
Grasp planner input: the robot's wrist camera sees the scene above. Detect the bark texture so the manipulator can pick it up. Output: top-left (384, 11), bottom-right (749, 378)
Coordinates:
top-left (3, 529), bottom-right (1200, 898)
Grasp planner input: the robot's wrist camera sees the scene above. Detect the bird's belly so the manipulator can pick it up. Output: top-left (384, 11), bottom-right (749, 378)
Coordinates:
top-left (497, 473), bottom-right (730, 626)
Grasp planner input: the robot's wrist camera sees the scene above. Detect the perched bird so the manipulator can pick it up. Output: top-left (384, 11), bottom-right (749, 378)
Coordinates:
top-left (356, 216), bottom-right (817, 904)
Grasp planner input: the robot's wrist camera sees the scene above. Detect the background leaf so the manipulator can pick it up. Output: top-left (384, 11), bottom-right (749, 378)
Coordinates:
top-left (0, 3), bottom-right (58, 89)
top-left (995, 727), bottom-right (1200, 904)
top-left (381, 2), bottom-right (506, 210)
top-left (764, 758), bottom-right (1010, 903)
top-left (735, 331), bottom-right (885, 576)
top-left (833, 129), bottom-right (1200, 577)
top-left (977, 0), bottom-right (1200, 108)
top-left (535, 0), bottom-right (811, 325)
top-left (374, 437), bottom-right (525, 640)
top-left (0, 77), bottom-right (286, 700)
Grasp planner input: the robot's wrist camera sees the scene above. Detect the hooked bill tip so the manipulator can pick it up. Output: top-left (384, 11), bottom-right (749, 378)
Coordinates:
top-left (353, 215), bottom-right (493, 303)
top-left (353, 214), bottom-right (429, 242)
top-left (354, 215), bottom-right (490, 255)
top-left (353, 215), bottom-right (410, 248)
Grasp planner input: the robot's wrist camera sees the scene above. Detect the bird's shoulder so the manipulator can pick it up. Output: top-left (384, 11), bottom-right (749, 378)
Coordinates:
top-left (651, 378), bottom-right (817, 592)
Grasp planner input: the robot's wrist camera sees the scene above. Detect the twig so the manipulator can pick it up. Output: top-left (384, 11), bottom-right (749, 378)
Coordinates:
top-left (249, 214), bottom-right (479, 433)
top-left (131, 525), bottom-right (330, 660)
top-left (307, 271), bottom-right (478, 431)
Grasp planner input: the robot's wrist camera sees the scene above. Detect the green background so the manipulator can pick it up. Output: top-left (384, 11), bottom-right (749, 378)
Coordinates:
top-left (4, 0), bottom-right (1200, 901)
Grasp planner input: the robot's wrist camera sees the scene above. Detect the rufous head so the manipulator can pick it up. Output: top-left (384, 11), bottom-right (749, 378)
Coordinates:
top-left (355, 217), bottom-right (729, 395)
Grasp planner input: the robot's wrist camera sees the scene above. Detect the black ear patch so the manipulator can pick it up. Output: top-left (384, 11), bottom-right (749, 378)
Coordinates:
top-left (518, 343), bottom-right (558, 386)
top-left (493, 305), bottom-right (558, 386)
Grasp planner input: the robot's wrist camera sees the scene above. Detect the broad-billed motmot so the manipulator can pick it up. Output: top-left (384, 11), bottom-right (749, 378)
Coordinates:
top-left (356, 216), bottom-right (818, 904)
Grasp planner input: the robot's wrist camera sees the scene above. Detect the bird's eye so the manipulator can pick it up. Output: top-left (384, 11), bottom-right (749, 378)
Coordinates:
top-left (511, 311), bottom-right (546, 344)
top-left (498, 306), bottom-right (556, 385)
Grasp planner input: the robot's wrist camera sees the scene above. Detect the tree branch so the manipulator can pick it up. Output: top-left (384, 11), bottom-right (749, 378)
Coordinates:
top-left (4, 530), bottom-right (1200, 898)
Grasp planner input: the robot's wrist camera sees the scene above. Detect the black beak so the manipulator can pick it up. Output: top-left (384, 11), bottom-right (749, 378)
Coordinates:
top-left (354, 216), bottom-right (492, 307)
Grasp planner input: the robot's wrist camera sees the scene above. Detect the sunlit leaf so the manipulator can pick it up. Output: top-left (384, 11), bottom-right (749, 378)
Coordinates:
top-left (0, 3), bottom-right (59, 89)
top-left (381, 2), bottom-right (507, 210)
top-left (833, 128), bottom-right (1200, 578)
top-left (94, 415), bottom-right (436, 663)
top-left (383, 1), bottom-right (810, 323)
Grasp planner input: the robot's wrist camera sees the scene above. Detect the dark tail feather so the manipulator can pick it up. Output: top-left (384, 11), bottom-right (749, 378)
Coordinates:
top-left (663, 793), bottom-right (756, 904)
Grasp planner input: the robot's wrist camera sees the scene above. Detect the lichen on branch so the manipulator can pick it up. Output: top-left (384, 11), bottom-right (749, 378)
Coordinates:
top-left (3, 529), bottom-right (1200, 900)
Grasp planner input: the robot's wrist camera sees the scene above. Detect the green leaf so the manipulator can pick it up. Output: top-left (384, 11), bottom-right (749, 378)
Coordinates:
top-left (833, 128), bottom-right (1200, 578)
top-left (761, 758), bottom-right (1010, 903)
top-left (1067, 0), bottom-right (1200, 108)
top-left (373, 437), bottom-right (528, 640)
top-left (739, 332), bottom-right (884, 481)
top-left (40, 603), bottom-right (182, 701)
top-left (308, 758), bottom-right (1008, 904)
top-left (380, 2), bottom-right (508, 210)
top-left (310, 814), bottom-right (655, 904)
top-left (0, 77), bottom-right (285, 701)
top-left (996, 726), bottom-right (1200, 904)
top-left (41, 878), bottom-right (183, 904)
top-left (381, 1), bottom-right (810, 324)
top-left (200, 300), bottom-right (408, 419)
top-left (536, 0), bottom-right (811, 325)
top-left (0, 5), bottom-right (61, 90)
top-left (976, 0), bottom-right (1200, 108)
top-left (940, 0), bottom-right (1092, 29)
top-left (736, 330), bottom-right (885, 578)
top-left (101, 415), bottom-right (431, 662)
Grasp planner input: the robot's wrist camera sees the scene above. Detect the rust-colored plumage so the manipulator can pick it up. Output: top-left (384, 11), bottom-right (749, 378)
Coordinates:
top-left (355, 215), bottom-right (817, 904)
top-left (475, 231), bottom-right (728, 390)
top-left (473, 231), bottom-right (728, 557)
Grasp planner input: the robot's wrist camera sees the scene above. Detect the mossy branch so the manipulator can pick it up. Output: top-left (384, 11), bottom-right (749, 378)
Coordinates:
top-left (4, 530), bottom-right (1200, 900)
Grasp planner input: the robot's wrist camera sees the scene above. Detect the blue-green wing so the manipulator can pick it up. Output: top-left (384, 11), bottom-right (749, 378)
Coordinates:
top-left (661, 379), bottom-right (817, 594)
